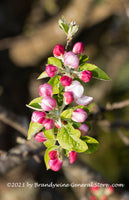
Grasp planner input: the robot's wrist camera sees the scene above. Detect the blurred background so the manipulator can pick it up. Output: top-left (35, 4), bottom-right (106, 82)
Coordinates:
top-left (0, 0), bottom-right (129, 199)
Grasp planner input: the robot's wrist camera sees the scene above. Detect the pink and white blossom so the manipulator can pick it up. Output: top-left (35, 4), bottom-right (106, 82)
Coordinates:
top-left (43, 118), bottom-right (54, 130)
top-left (39, 83), bottom-right (53, 97)
top-left (63, 91), bottom-right (74, 104)
top-left (80, 70), bottom-right (92, 82)
top-left (41, 96), bottom-right (56, 111)
top-left (63, 51), bottom-right (79, 68)
top-left (45, 64), bottom-right (57, 77)
top-left (65, 80), bottom-right (84, 99)
top-left (78, 124), bottom-right (89, 136)
top-left (48, 159), bottom-right (63, 171)
top-left (31, 111), bottom-right (46, 124)
top-left (73, 42), bottom-right (85, 54)
top-left (34, 131), bottom-right (47, 142)
top-left (72, 108), bottom-right (87, 122)
top-left (76, 95), bottom-right (93, 106)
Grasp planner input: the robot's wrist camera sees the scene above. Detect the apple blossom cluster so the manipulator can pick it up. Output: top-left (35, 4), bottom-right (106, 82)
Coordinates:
top-left (27, 19), bottom-right (110, 172)
top-left (90, 185), bottom-right (114, 200)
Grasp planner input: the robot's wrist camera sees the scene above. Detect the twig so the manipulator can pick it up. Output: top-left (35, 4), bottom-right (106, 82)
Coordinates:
top-left (0, 106), bottom-right (27, 136)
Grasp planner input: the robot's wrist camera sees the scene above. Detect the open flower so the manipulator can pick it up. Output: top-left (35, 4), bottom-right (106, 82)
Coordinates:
top-left (76, 95), bottom-right (93, 106)
top-left (65, 80), bottom-right (84, 99)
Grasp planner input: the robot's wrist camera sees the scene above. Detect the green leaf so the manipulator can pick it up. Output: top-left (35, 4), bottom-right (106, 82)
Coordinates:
top-left (44, 139), bottom-right (56, 148)
top-left (57, 123), bottom-right (88, 152)
top-left (26, 97), bottom-right (42, 111)
top-left (79, 55), bottom-right (89, 65)
top-left (81, 136), bottom-right (99, 154)
top-left (44, 145), bottom-right (58, 170)
top-left (27, 121), bottom-right (43, 140)
top-left (58, 17), bottom-right (68, 33)
top-left (48, 75), bottom-right (62, 94)
top-left (37, 71), bottom-right (49, 80)
top-left (79, 63), bottom-right (110, 80)
top-left (44, 129), bottom-right (55, 139)
top-left (48, 57), bottom-right (62, 68)
top-left (61, 23), bottom-right (69, 34)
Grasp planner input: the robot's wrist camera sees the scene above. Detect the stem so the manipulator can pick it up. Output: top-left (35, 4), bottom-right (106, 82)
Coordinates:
top-left (65, 36), bottom-right (72, 51)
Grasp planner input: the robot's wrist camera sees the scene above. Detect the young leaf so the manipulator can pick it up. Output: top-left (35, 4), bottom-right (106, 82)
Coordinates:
top-left (27, 121), bottom-right (43, 140)
top-left (37, 71), bottom-right (49, 80)
top-left (44, 139), bottom-right (56, 148)
top-left (79, 63), bottom-right (110, 80)
top-left (26, 97), bottom-right (43, 111)
top-left (44, 129), bottom-right (55, 139)
top-left (48, 57), bottom-right (62, 69)
top-left (57, 123), bottom-right (88, 152)
top-left (79, 55), bottom-right (89, 65)
top-left (44, 145), bottom-right (58, 170)
top-left (48, 75), bottom-right (62, 94)
top-left (81, 136), bottom-right (99, 154)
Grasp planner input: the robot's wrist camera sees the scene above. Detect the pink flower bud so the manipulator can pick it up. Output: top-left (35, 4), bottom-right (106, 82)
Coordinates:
top-left (48, 159), bottom-right (63, 171)
top-left (45, 65), bottom-right (57, 77)
top-left (63, 51), bottom-right (79, 68)
top-left (41, 96), bottom-right (56, 111)
top-left (60, 76), bottom-right (72, 87)
top-left (90, 196), bottom-right (97, 200)
top-left (72, 108), bottom-right (87, 123)
top-left (106, 186), bottom-right (114, 195)
top-left (63, 92), bottom-right (74, 104)
top-left (65, 81), bottom-right (84, 99)
top-left (39, 83), bottom-right (53, 97)
top-left (90, 186), bottom-right (99, 193)
top-left (31, 111), bottom-right (46, 124)
top-left (53, 44), bottom-right (65, 57)
top-left (69, 151), bottom-right (77, 164)
top-left (42, 118), bottom-right (54, 130)
top-left (100, 196), bottom-right (108, 200)
top-left (73, 42), bottom-right (85, 54)
top-left (78, 124), bottom-right (89, 136)
top-left (34, 131), bottom-right (47, 142)
top-left (76, 95), bottom-right (93, 106)
top-left (80, 70), bottom-right (92, 82)
top-left (49, 150), bottom-right (58, 160)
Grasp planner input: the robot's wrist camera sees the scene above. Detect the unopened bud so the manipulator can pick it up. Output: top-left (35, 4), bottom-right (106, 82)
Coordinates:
top-left (73, 42), bottom-right (85, 54)
top-left (53, 44), bottom-right (65, 57)
top-left (45, 65), bottom-right (57, 77)
top-left (64, 52), bottom-right (79, 68)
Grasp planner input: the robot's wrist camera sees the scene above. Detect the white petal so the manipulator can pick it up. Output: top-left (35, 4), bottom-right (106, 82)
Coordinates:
top-left (76, 96), bottom-right (93, 105)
